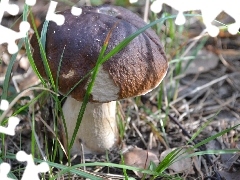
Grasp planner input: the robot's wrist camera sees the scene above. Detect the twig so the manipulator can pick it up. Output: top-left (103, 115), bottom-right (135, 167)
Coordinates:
top-left (170, 74), bottom-right (229, 105)
top-left (38, 116), bottom-right (67, 157)
top-left (180, 30), bottom-right (207, 58)
top-left (28, 118), bottom-right (47, 161)
top-left (0, 87), bottom-right (58, 123)
top-left (143, 0), bottom-right (150, 23)
top-left (131, 121), bottom-right (148, 148)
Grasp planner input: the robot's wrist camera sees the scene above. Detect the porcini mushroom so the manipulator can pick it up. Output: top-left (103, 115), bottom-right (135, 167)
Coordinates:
top-left (31, 4), bottom-right (168, 155)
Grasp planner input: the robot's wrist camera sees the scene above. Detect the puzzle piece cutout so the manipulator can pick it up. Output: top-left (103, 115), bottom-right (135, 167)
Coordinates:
top-left (46, 0), bottom-right (65, 26)
top-left (16, 151), bottom-right (49, 180)
top-left (25, 0), bottom-right (36, 6)
top-left (129, 0), bottom-right (138, 4)
top-left (0, 99), bottom-right (9, 111)
top-left (150, 0), bottom-right (240, 37)
top-left (46, 1), bottom-right (82, 25)
top-left (0, 0), bottom-right (19, 22)
top-left (0, 162), bottom-right (14, 180)
top-left (71, 6), bottom-right (82, 16)
top-left (0, 116), bottom-right (20, 136)
top-left (0, 21), bottom-right (30, 54)
top-left (0, 0), bottom-right (83, 54)
top-left (0, 0), bottom-right (36, 54)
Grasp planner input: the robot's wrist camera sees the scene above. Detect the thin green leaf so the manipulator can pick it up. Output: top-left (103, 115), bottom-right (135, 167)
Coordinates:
top-left (187, 149), bottom-right (240, 157)
top-left (30, 13), bottom-right (56, 90)
top-left (1, 39), bottom-right (24, 100)
top-left (189, 110), bottom-right (220, 144)
top-left (69, 20), bottom-right (116, 149)
top-left (193, 124), bottom-right (240, 149)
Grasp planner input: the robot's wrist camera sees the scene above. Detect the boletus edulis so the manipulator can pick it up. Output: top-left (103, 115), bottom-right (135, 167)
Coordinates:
top-left (31, 4), bottom-right (168, 155)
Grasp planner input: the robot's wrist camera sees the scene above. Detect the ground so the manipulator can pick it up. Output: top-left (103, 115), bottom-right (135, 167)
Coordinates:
top-left (0, 0), bottom-right (239, 179)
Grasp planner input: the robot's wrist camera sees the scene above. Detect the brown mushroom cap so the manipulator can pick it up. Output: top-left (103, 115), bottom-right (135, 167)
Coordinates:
top-left (31, 4), bottom-right (168, 102)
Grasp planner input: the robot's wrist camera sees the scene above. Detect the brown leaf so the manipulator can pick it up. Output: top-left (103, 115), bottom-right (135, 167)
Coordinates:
top-left (123, 146), bottom-right (159, 178)
top-left (184, 49), bottom-right (219, 75)
top-left (218, 170), bottom-right (240, 180)
top-left (220, 153), bottom-right (240, 171)
top-left (160, 147), bottom-right (194, 174)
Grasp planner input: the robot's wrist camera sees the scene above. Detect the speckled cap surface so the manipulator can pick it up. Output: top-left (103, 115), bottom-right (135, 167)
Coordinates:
top-left (31, 4), bottom-right (168, 102)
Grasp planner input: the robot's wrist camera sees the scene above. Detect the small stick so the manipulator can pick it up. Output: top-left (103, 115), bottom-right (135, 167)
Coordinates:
top-left (144, 0), bottom-right (150, 23)
top-left (170, 74), bottom-right (229, 105)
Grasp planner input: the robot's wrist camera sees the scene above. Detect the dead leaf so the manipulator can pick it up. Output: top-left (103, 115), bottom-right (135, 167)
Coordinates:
top-left (218, 170), bottom-right (240, 180)
top-left (220, 153), bottom-right (240, 171)
top-left (160, 147), bottom-right (194, 174)
top-left (123, 146), bottom-right (159, 178)
top-left (184, 49), bottom-right (219, 75)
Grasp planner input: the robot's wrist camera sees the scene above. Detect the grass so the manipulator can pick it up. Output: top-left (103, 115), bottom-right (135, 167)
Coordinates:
top-left (0, 0), bottom-right (240, 179)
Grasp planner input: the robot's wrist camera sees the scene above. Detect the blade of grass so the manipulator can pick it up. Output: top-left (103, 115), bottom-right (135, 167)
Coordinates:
top-left (0, 87), bottom-right (58, 123)
top-left (29, 11), bottom-right (71, 161)
top-left (24, 5), bottom-right (46, 85)
top-left (29, 12), bottom-right (56, 91)
top-left (188, 110), bottom-right (220, 144)
top-left (69, 20), bottom-right (120, 148)
top-left (100, 14), bottom-right (200, 65)
top-left (56, 46), bottom-right (66, 91)
top-left (120, 153), bottom-right (129, 180)
top-left (174, 149), bottom-right (240, 165)
top-left (1, 4), bottom-right (32, 101)
top-left (12, 91), bottom-right (45, 116)
top-left (154, 148), bottom-right (183, 174)
top-left (1, 39), bottom-right (24, 101)
top-left (188, 149), bottom-right (240, 157)
top-left (193, 124), bottom-right (240, 150)
top-left (4, 152), bottom-right (158, 179)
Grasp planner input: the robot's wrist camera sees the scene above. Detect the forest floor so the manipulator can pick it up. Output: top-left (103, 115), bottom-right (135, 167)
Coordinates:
top-left (0, 0), bottom-right (240, 179)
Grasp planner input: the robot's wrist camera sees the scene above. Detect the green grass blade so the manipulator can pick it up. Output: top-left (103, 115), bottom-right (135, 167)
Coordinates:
top-left (30, 12), bottom-right (56, 90)
top-left (188, 149), bottom-right (240, 157)
top-left (188, 111), bottom-right (220, 144)
top-left (40, 20), bottom-right (49, 54)
top-left (12, 91), bottom-right (44, 116)
top-left (56, 47), bottom-right (66, 91)
top-left (154, 148), bottom-right (182, 174)
top-left (24, 7), bottom-right (46, 85)
top-left (1, 39), bottom-right (24, 100)
top-left (69, 20), bottom-right (115, 149)
top-left (193, 124), bottom-right (240, 150)
top-left (100, 14), bottom-right (187, 64)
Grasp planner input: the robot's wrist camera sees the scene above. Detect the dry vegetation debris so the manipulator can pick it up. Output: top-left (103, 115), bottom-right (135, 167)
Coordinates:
top-left (0, 0), bottom-right (239, 179)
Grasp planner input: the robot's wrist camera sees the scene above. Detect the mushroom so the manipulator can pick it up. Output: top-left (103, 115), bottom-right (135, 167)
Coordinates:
top-left (31, 4), bottom-right (168, 155)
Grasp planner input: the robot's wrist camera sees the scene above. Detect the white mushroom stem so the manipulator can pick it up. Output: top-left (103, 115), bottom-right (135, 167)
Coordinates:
top-left (62, 96), bottom-right (119, 155)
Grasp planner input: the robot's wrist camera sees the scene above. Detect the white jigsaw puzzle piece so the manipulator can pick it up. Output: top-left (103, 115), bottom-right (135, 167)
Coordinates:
top-left (0, 116), bottom-right (20, 136)
top-left (25, 0), bottom-right (36, 6)
top-left (150, 0), bottom-right (240, 37)
top-left (0, 0), bottom-right (31, 54)
top-left (16, 151), bottom-right (49, 180)
top-left (0, 99), bottom-right (9, 111)
top-left (71, 6), bottom-right (82, 16)
top-left (0, 0), bottom-right (19, 22)
top-left (0, 162), bottom-right (14, 180)
top-left (0, 21), bottom-right (30, 54)
top-left (46, 0), bottom-right (65, 26)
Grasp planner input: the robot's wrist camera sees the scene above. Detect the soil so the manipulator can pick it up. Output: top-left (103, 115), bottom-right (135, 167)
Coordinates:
top-left (0, 1), bottom-right (239, 179)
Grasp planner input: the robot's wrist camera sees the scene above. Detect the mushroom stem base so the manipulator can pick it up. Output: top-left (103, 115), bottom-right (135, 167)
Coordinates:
top-left (62, 97), bottom-right (118, 155)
